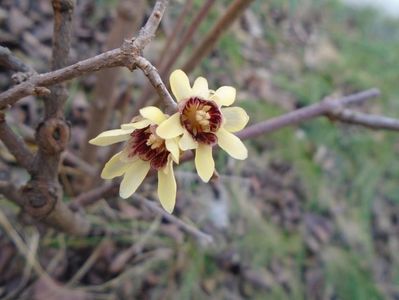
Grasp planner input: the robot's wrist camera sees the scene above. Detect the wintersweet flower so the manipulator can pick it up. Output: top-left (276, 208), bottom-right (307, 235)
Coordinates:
top-left (89, 106), bottom-right (180, 213)
top-left (156, 69), bottom-right (249, 182)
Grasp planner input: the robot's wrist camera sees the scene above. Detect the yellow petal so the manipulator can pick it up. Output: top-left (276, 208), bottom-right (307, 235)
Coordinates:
top-left (139, 106), bottom-right (167, 125)
top-left (210, 86), bottom-right (236, 106)
top-left (89, 129), bottom-right (132, 146)
top-left (101, 151), bottom-right (134, 179)
top-left (195, 144), bottom-right (214, 182)
top-left (119, 159), bottom-right (150, 199)
top-left (179, 130), bottom-right (198, 150)
top-left (157, 161), bottom-right (177, 213)
top-left (165, 139), bottom-right (180, 163)
top-left (170, 69), bottom-right (192, 102)
top-left (221, 107), bottom-right (249, 132)
top-left (216, 128), bottom-right (247, 160)
top-left (192, 77), bottom-right (209, 99)
top-left (121, 119), bottom-right (151, 130)
top-left (156, 112), bottom-right (184, 139)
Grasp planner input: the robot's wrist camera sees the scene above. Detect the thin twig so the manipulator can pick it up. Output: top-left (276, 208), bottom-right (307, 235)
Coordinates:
top-left (0, 181), bottom-right (24, 207)
top-left (159, 0), bottom-right (215, 76)
top-left (135, 56), bottom-right (177, 111)
top-left (0, 116), bottom-right (34, 171)
top-left (0, 45), bottom-right (33, 73)
top-left (134, 194), bottom-right (214, 245)
top-left (157, 0), bottom-right (193, 65)
top-left (237, 88), bottom-right (381, 140)
top-left (183, 0), bottom-right (254, 73)
top-left (327, 108), bottom-right (399, 131)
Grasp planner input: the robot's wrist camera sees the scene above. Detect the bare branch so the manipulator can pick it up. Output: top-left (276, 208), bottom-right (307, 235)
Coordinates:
top-left (0, 115), bottom-right (34, 171)
top-left (327, 108), bottom-right (399, 131)
top-left (237, 88), bottom-right (381, 140)
top-left (71, 182), bottom-right (117, 209)
top-left (159, 0), bottom-right (215, 76)
top-left (183, 0), bottom-right (254, 73)
top-left (135, 56), bottom-right (177, 111)
top-left (0, 45), bottom-right (33, 73)
top-left (134, 194), bottom-right (214, 245)
top-left (0, 48), bottom-right (124, 109)
top-left (157, 0), bottom-right (194, 65)
top-left (0, 181), bottom-right (24, 207)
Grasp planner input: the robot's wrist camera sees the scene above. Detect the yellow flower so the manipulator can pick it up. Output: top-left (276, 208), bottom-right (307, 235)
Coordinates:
top-left (156, 69), bottom-right (249, 182)
top-left (89, 106), bottom-right (180, 213)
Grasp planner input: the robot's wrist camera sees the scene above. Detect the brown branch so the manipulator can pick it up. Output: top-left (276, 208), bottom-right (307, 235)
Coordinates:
top-left (159, 0), bottom-right (215, 76)
top-left (0, 115), bottom-right (34, 171)
top-left (134, 56), bottom-right (177, 111)
top-left (0, 46), bottom-right (33, 73)
top-left (0, 181), bottom-right (24, 207)
top-left (70, 182), bottom-right (118, 209)
top-left (134, 194), bottom-right (214, 245)
top-left (0, 0), bottom-right (169, 111)
top-left (157, 0), bottom-right (193, 65)
top-left (327, 108), bottom-right (399, 131)
top-left (237, 88), bottom-right (381, 140)
top-left (182, 0), bottom-right (254, 73)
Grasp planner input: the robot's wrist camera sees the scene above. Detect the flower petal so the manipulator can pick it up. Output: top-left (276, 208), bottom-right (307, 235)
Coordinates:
top-left (192, 77), bottom-right (209, 99)
top-left (195, 144), bottom-right (215, 182)
top-left (216, 128), bottom-right (247, 160)
top-left (179, 130), bottom-right (198, 150)
top-left (101, 151), bottom-right (134, 179)
top-left (89, 129), bottom-right (132, 146)
top-left (165, 139), bottom-right (180, 163)
top-left (119, 159), bottom-right (150, 199)
top-left (157, 161), bottom-right (177, 213)
top-left (221, 107), bottom-right (249, 132)
top-left (121, 119), bottom-right (151, 130)
top-left (156, 112), bottom-right (184, 139)
top-left (139, 106), bottom-right (167, 125)
top-left (170, 69), bottom-right (192, 102)
top-left (211, 86), bottom-right (236, 106)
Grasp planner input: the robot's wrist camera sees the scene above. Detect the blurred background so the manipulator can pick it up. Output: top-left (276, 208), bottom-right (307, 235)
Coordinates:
top-left (1, 0), bottom-right (399, 299)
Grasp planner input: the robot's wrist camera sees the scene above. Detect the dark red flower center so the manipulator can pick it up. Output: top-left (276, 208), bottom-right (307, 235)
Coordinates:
top-left (128, 125), bottom-right (169, 170)
top-left (180, 97), bottom-right (222, 145)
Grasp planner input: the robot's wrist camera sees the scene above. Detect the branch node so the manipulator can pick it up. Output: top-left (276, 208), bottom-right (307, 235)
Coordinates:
top-left (22, 180), bottom-right (58, 218)
top-left (33, 86), bottom-right (51, 97)
top-left (36, 118), bottom-right (70, 154)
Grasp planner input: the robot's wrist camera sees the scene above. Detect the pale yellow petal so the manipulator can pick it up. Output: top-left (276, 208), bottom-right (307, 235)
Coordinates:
top-left (221, 107), bottom-right (249, 132)
top-left (195, 144), bottom-right (214, 182)
top-left (165, 139), bottom-right (180, 163)
top-left (139, 106), bottom-right (167, 125)
top-left (119, 160), bottom-right (150, 199)
top-left (216, 128), bottom-right (247, 160)
top-left (170, 69), bottom-right (192, 102)
top-left (101, 151), bottom-right (132, 179)
top-left (121, 119), bottom-right (151, 130)
top-left (89, 129), bottom-right (132, 146)
top-left (156, 112), bottom-right (184, 139)
top-left (157, 161), bottom-right (177, 213)
top-left (178, 130), bottom-right (198, 150)
top-left (210, 86), bottom-right (236, 106)
top-left (192, 77), bottom-right (209, 99)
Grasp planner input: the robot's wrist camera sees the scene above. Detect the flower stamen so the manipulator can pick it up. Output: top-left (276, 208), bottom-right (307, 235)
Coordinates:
top-left (180, 97), bottom-right (222, 145)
